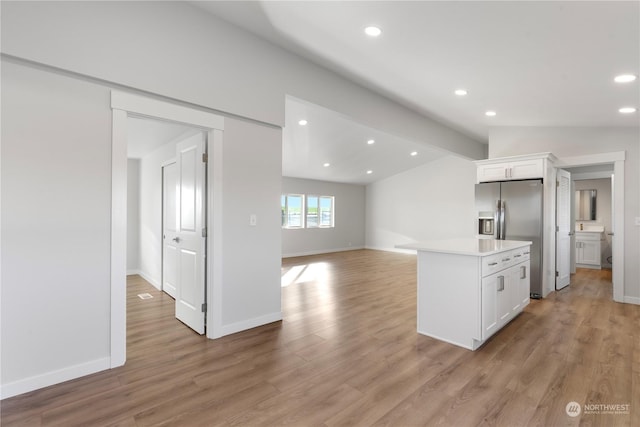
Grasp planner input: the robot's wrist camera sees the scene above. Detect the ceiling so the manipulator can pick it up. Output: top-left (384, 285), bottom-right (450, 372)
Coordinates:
top-left (194, 1), bottom-right (638, 184)
top-left (127, 117), bottom-right (199, 159)
top-left (284, 97), bottom-right (447, 184)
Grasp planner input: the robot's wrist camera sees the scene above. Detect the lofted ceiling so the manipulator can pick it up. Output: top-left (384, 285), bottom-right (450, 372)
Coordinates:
top-left (193, 1), bottom-right (639, 184)
top-left (284, 96), bottom-right (447, 184)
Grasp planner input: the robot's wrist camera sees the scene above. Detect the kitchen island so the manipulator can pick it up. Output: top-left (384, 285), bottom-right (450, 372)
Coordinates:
top-left (398, 238), bottom-right (532, 350)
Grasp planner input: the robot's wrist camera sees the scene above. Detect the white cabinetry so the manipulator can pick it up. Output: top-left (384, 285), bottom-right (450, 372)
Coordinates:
top-left (476, 158), bottom-right (543, 182)
top-left (575, 231), bottom-right (602, 269)
top-left (481, 248), bottom-right (530, 341)
top-left (400, 239), bottom-right (532, 351)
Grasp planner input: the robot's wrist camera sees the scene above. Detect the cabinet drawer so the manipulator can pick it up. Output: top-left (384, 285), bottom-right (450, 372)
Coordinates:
top-left (482, 254), bottom-right (502, 276)
top-left (511, 247), bottom-right (530, 263)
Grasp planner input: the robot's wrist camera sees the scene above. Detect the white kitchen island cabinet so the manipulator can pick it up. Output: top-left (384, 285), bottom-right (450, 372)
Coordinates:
top-left (397, 239), bottom-right (532, 351)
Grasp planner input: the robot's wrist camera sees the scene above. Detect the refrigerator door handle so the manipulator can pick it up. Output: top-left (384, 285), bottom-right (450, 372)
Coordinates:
top-left (495, 200), bottom-right (501, 239)
top-left (498, 200), bottom-right (506, 240)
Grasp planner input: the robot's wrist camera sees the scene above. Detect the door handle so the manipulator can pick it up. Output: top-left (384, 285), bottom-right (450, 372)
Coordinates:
top-left (172, 237), bottom-right (181, 243)
top-left (520, 266), bottom-right (527, 279)
top-left (497, 276), bottom-right (505, 292)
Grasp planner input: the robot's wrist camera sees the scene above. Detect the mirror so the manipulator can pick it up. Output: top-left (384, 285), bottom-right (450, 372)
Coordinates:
top-left (575, 189), bottom-right (597, 220)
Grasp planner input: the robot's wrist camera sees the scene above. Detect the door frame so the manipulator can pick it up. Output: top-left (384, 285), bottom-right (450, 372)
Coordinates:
top-left (556, 151), bottom-right (625, 303)
top-left (110, 91), bottom-right (224, 368)
top-left (161, 159), bottom-right (177, 298)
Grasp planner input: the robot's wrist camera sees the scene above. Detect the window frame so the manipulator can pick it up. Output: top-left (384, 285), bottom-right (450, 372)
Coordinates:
top-left (281, 193), bottom-right (305, 229)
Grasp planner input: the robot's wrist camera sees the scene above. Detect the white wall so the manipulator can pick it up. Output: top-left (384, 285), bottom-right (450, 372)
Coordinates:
top-left (489, 126), bottom-right (640, 300)
top-left (366, 156), bottom-right (477, 252)
top-left (574, 178), bottom-right (613, 268)
top-left (1, 1), bottom-right (484, 160)
top-left (1, 61), bottom-right (112, 392)
top-left (126, 159), bottom-right (140, 274)
top-left (282, 177), bottom-right (366, 257)
top-left (220, 118), bottom-right (282, 329)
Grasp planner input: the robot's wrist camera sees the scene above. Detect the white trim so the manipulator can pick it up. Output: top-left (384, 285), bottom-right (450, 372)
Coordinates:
top-left (207, 129), bottom-right (224, 339)
top-left (126, 269), bottom-right (141, 276)
top-left (0, 357), bottom-right (110, 400)
top-left (556, 151), bottom-right (626, 166)
top-left (475, 151), bottom-right (557, 166)
top-left (364, 246), bottom-right (417, 255)
top-left (111, 92), bottom-right (224, 131)
top-left (623, 296), bottom-right (640, 305)
top-left (282, 246), bottom-right (365, 258)
top-left (556, 152), bottom-right (625, 303)
top-left (111, 92), bottom-right (224, 366)
top-left (137, 270), bottom-right (161, 291)
top-left (219, 312), bottom-right (283, 337)
top-left (111, 109), bottom-right (128, 369)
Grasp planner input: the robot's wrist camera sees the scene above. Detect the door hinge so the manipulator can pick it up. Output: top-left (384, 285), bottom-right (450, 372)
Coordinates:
top-left (202, 153), bottom-right (208, 163)
top-left (201, 302), bottom-right (207, 312)
top-left (556, 180), bottom-right (560, 187)
top-left (556, 226), bottom-right (559, 232)
top-left (556, 271), bottom-right (559, 277)
top-left (202, 227), bottom-right (207, 237)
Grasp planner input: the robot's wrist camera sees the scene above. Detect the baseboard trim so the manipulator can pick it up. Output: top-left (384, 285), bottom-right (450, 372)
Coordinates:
top-left (219, 312), bottom-right (283, 337)
top-left (126, 269), bottom-right (141, 276)
top-left (137, 271), bottom-right (161, 291)
top-left (623, 296), bottom-right (640, 305)
top-left (0, 357), bottom-right (110, 400)
top-left (365, 245), bottom-right (417, 255)
top-left (282, 246), bottom-right (364, 258)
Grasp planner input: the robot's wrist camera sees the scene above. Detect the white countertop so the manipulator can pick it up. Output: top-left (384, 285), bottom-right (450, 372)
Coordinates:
top-left (396, 238), bottom-right (532, 256)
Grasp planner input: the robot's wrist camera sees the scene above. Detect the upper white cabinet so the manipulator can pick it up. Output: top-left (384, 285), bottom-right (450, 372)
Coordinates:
top-left (476, 158), bottom-right (544, 182)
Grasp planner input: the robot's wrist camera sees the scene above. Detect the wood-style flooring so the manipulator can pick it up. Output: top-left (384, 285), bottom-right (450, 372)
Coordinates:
top-left (2, 249), bottom-right (639, 426)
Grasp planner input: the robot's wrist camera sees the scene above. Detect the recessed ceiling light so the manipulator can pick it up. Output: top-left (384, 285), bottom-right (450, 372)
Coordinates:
top-left (454, 89), bottom-right (468, 96)
top-left (367, 139), bottom-right (375, 145)
top-left (366, 170), bottom-right (373, 174)
top-left (364, 26), bottom-right (382, 37)
top-left (298, 119), bottom-right (308, 126)
top-left (485, 111), bottom-right (497, 117)
top-left (323, 162), bottom-right (331, 167)
top-left (410, 151), bottom-right (418, 156)
top-left (619, 107), bottom-right (637, 114)
top-left (614, 74), bottom-right (637, 83)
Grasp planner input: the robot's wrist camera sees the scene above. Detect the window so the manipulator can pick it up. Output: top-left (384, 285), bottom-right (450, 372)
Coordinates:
top-left (281, 194), bottom-right (304, 228)
top-left (282, 193), bottom-right (334, 228)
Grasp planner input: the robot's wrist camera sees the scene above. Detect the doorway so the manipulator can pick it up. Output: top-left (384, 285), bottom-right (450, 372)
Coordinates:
top-left (127, 117), bottom-right (207, 335)
top-left (562, 157), bottom-right (621, 302)
top-left (111, 91), bottom-right (225, 368)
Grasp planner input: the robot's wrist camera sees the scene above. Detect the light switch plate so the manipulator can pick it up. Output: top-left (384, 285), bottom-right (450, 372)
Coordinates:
top-left (635, 217), bottom-right (640, 226)
top-left (250, 214), bottom-right (257, 226)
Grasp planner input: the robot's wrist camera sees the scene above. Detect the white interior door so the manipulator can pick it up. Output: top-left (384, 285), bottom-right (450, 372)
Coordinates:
top-left (162, 162), bottom-right (179, 298)
top-left (556, 169), bottom-right (571, 290)
top-left (175, 132), bottom-right (206, 334)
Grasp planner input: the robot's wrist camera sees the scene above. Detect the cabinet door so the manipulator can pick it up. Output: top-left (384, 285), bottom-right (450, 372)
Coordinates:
top-left (581, 240), bottom-right (600, 265)
top-left (575, 241), bottom-right (584, 264)
top-left (496, 273), bottom-right (512, 324)
top-left (481, 275), bottom-right (499, 340)
top-left (509, 159), bottom-right (544, 180)
top-left (517, 261), bottom-right (530, 309)
top-left (478, 164), bottom-right (508, 182)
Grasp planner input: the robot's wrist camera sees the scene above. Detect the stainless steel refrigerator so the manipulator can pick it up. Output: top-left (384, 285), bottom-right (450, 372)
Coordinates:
top-left (475, 179), bottom-right (544, 298)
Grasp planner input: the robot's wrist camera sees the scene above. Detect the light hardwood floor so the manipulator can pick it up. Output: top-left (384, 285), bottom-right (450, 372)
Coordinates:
top-left (2, 249), bottom-right (638, 426)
